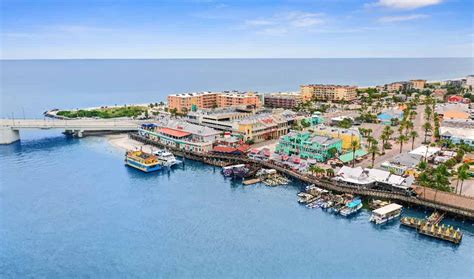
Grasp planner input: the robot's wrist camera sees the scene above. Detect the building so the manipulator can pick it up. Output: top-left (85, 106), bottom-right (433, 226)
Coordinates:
top-left (138, 120), bottom-right (220, 153)
top-left (275, 131), bottom-right (342, 162)
top-left (167, 91), bottom-right (261, 113)
top-left (263, 92), bottom-right (302, 109)
top-left (380, 153), bottom-right (423, 176)
top-left (410, 79), bottom-right (426, 90)
top-left (377, 109), bottom-right (403, 125)
top-left (187, 108), bottom-right (320, 143)
top-left (409, 145), bottom-right (441, 159)
top-left (311, 125), bottom-right (361, 150)
top-left (436, 103), bottom-right (471, 120)
top-left (440, 126), bottom-right (474, 146)
top-left (385, 82), bottom-right (411, 92)
top-left (300, 84), bottom-right (358, 102)
top-left (466, 75), bottom-right (474, 88)
top-left (433, 89), bottom-right (447, 101)
top-left (335, 166), bottom-right (414, 192)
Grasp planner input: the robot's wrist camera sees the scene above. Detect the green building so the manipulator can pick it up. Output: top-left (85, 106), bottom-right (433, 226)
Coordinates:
top-left (275, 131), bottom-right (342, 162)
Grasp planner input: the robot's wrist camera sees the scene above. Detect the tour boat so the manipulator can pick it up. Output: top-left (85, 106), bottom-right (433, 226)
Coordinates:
top-left (154, 149), bottom-right (182, 167)
top-left (125, 150), bottom-right (162, 172)
top-left (340, 198), bottom-right (363, 217)
top-left (370, 203), bottom-right (403, 224)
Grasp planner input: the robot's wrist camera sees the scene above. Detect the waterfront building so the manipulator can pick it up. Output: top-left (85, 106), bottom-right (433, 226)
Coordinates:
top-left (410, 79), bottom-right (426, 90)
top-left (300, 84), bottom-right (358, 102)
top-left (311, 125), bottom-right (361, 150)
top-left (138, 120), bottom-right (220, 153)
top-left (263, 92), bottom-right (302, 109)
top-left (380, 153), bottom-right (423, 176)
top-left (167, 91), bottom-right (261, 113)
top-left (275, 131), bottom-right (342, 162)
top-left (335, 166), bottom-right (414, 192)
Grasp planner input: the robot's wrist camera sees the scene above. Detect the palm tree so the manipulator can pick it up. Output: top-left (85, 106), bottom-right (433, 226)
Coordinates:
top-left (368, 141), bottom-right (380, 168)
top-left (409, 130), bottom-right (418, 150)
top-left (380, 133), bottom-right (389, 154)
top-left (309, 165), bottom-right (325, 177)
top-left (351, 140), bottom-right (359, 167)
top-left (422, 122), bottom-right (432, 143)
top-left (396, 134), bottom-right (408, 153)
top-left (326, 168), bottom-right (335, 177)
top-left (457, 164), bottom-right (470, 195)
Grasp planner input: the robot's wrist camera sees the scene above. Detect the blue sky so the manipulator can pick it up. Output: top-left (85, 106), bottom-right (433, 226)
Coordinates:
top-left (1, 0), bottom-right (472, 58)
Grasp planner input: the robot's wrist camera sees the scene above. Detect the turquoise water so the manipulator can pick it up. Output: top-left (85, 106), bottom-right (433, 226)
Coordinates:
top-left (1, 133), bottom-right (473, 277)
top-left (1, 59), bottom-right (474, 277)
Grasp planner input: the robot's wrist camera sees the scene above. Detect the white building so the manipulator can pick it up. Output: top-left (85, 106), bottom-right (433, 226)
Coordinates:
top-left (335, 166), bottom-right (414, 191)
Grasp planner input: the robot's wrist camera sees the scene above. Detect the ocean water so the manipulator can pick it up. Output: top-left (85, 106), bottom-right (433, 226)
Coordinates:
top-left (1, 58), bottom-right (473, 118)
top-left (1, 59), bottom-right (474, 278)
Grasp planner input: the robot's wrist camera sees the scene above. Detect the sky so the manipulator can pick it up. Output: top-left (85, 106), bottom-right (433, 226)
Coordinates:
top-left (1, 0), bottom-right (473, 59)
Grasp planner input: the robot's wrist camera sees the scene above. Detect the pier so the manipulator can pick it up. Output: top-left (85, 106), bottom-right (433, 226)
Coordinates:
top-left (130, 132), bottom-right (474, 220)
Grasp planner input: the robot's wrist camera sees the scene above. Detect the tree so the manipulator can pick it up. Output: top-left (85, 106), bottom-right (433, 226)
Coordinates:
top-left (351, 140), bottom-right (359, 167)
top-left (309, 165), bottom-right (325, 177)
top-left (422, 122), bottom-right (432, 143)
top-left (409, 130), bottom-right (418, 150)
top-left (328, 147), bottom-right (338, 159)
top-left (326, 168), bottom-right (335, 177)
top-left (396, 134), bottom-right (408, 153)
top-left (457, 164), bottom-right (470, 195)
top-left (368, 140), bottom-right (380, 168)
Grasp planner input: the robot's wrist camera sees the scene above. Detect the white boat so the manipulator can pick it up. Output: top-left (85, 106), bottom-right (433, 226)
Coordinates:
top-left (154, 149), bottom-right (182, 167)
top-left (340, 198), bottom-right (363, 217)
top-left (370, 203), bottom-right (403, 224)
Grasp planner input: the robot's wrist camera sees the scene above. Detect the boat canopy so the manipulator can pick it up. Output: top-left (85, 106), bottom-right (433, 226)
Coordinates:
top-left (372, 203), bottom-right (403, 215)
top-left (347, 199), bottom-right (362, 208)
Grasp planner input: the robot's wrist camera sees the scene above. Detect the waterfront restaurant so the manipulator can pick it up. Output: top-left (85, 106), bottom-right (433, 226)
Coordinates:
top-left (138, 120), bottom-right (220, 153)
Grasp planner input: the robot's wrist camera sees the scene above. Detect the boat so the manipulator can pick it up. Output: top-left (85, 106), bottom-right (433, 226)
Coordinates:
top-left (369, 203), bottom-right (403, 224)
top-left (125, 150), bottom-right (162, 172)
top-left (340, 198), bottom-right (363, 216)
top-left (222, 164), bottom-right (248, 178)
top-left (154, 149), bottom-right (182, 167)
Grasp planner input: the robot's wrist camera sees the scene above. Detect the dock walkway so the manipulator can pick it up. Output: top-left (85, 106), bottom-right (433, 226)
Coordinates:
top-left (130, 133), bottom-right (474, 220)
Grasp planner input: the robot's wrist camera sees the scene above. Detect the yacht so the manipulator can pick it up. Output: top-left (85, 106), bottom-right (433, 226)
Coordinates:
top-left (154, 149), bottom-right (182, 167)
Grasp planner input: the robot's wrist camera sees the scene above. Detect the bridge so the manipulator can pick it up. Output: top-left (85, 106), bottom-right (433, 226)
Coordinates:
top-left (0, 118), bottom-right (144, 144)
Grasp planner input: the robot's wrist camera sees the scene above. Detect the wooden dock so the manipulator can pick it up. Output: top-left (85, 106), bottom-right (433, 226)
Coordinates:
top-left (400, 215), bottom-right (463, 244)
top-left (129, 133), bottom-right (474, 220)
top-left (243, 178), bottom-right (261, 185)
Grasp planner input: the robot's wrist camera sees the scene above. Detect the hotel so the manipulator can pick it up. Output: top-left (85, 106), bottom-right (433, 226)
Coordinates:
top-left (300, 84), bottom-right (358, 101)
top-left (167, 91), bottom-right (261, 113)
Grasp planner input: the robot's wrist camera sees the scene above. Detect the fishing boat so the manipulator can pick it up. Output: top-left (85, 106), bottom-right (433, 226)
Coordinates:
top-left (369, 203), bottom-right (403, 224)
top-left (340, 198), bottom-right (363, 217)
top-left (154, 149), bottom-right (182, 167)
top-left (125, 150), bottom-right (162, 172)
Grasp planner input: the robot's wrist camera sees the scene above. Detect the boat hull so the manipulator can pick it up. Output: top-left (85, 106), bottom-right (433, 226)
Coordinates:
top-left (125, 158), bottom-right (162, 172)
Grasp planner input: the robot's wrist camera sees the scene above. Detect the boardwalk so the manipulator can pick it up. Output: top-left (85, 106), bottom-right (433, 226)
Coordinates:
top-left (130, 133), bottom-right (474, 219)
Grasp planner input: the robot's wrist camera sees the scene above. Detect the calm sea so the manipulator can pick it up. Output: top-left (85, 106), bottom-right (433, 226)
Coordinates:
top-left (1, 59), bottom-right (473, 278)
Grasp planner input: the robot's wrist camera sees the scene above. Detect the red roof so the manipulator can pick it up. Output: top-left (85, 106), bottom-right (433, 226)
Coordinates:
top-left (213, 146), bottom-right (238, 153)
top-left (159, 127), bottom-right (191, 138)
top-left (237, 144), bottom-right (251, 153)
top-left (251, 149), bottom-right (260, 154)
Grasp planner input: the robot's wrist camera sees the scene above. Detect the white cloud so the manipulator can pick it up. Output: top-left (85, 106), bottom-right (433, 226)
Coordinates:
top-left (370, 0), bottom-right (442, 9)
top-left (378, 14), bottom-right (429, 22)
top-left (244, 11), bottom-right (325, 35)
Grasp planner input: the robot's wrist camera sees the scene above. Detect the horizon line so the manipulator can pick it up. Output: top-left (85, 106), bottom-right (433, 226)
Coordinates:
top-left (1, 56), bottom-right (473, 61)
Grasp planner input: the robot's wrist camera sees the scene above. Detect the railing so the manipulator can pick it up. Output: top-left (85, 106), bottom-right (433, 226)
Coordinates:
top-left (130, 133), bottom-right (474, 219)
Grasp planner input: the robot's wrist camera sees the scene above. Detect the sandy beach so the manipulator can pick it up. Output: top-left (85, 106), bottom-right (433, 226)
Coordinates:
top-left (106, 133), bottom-right (157, 153)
